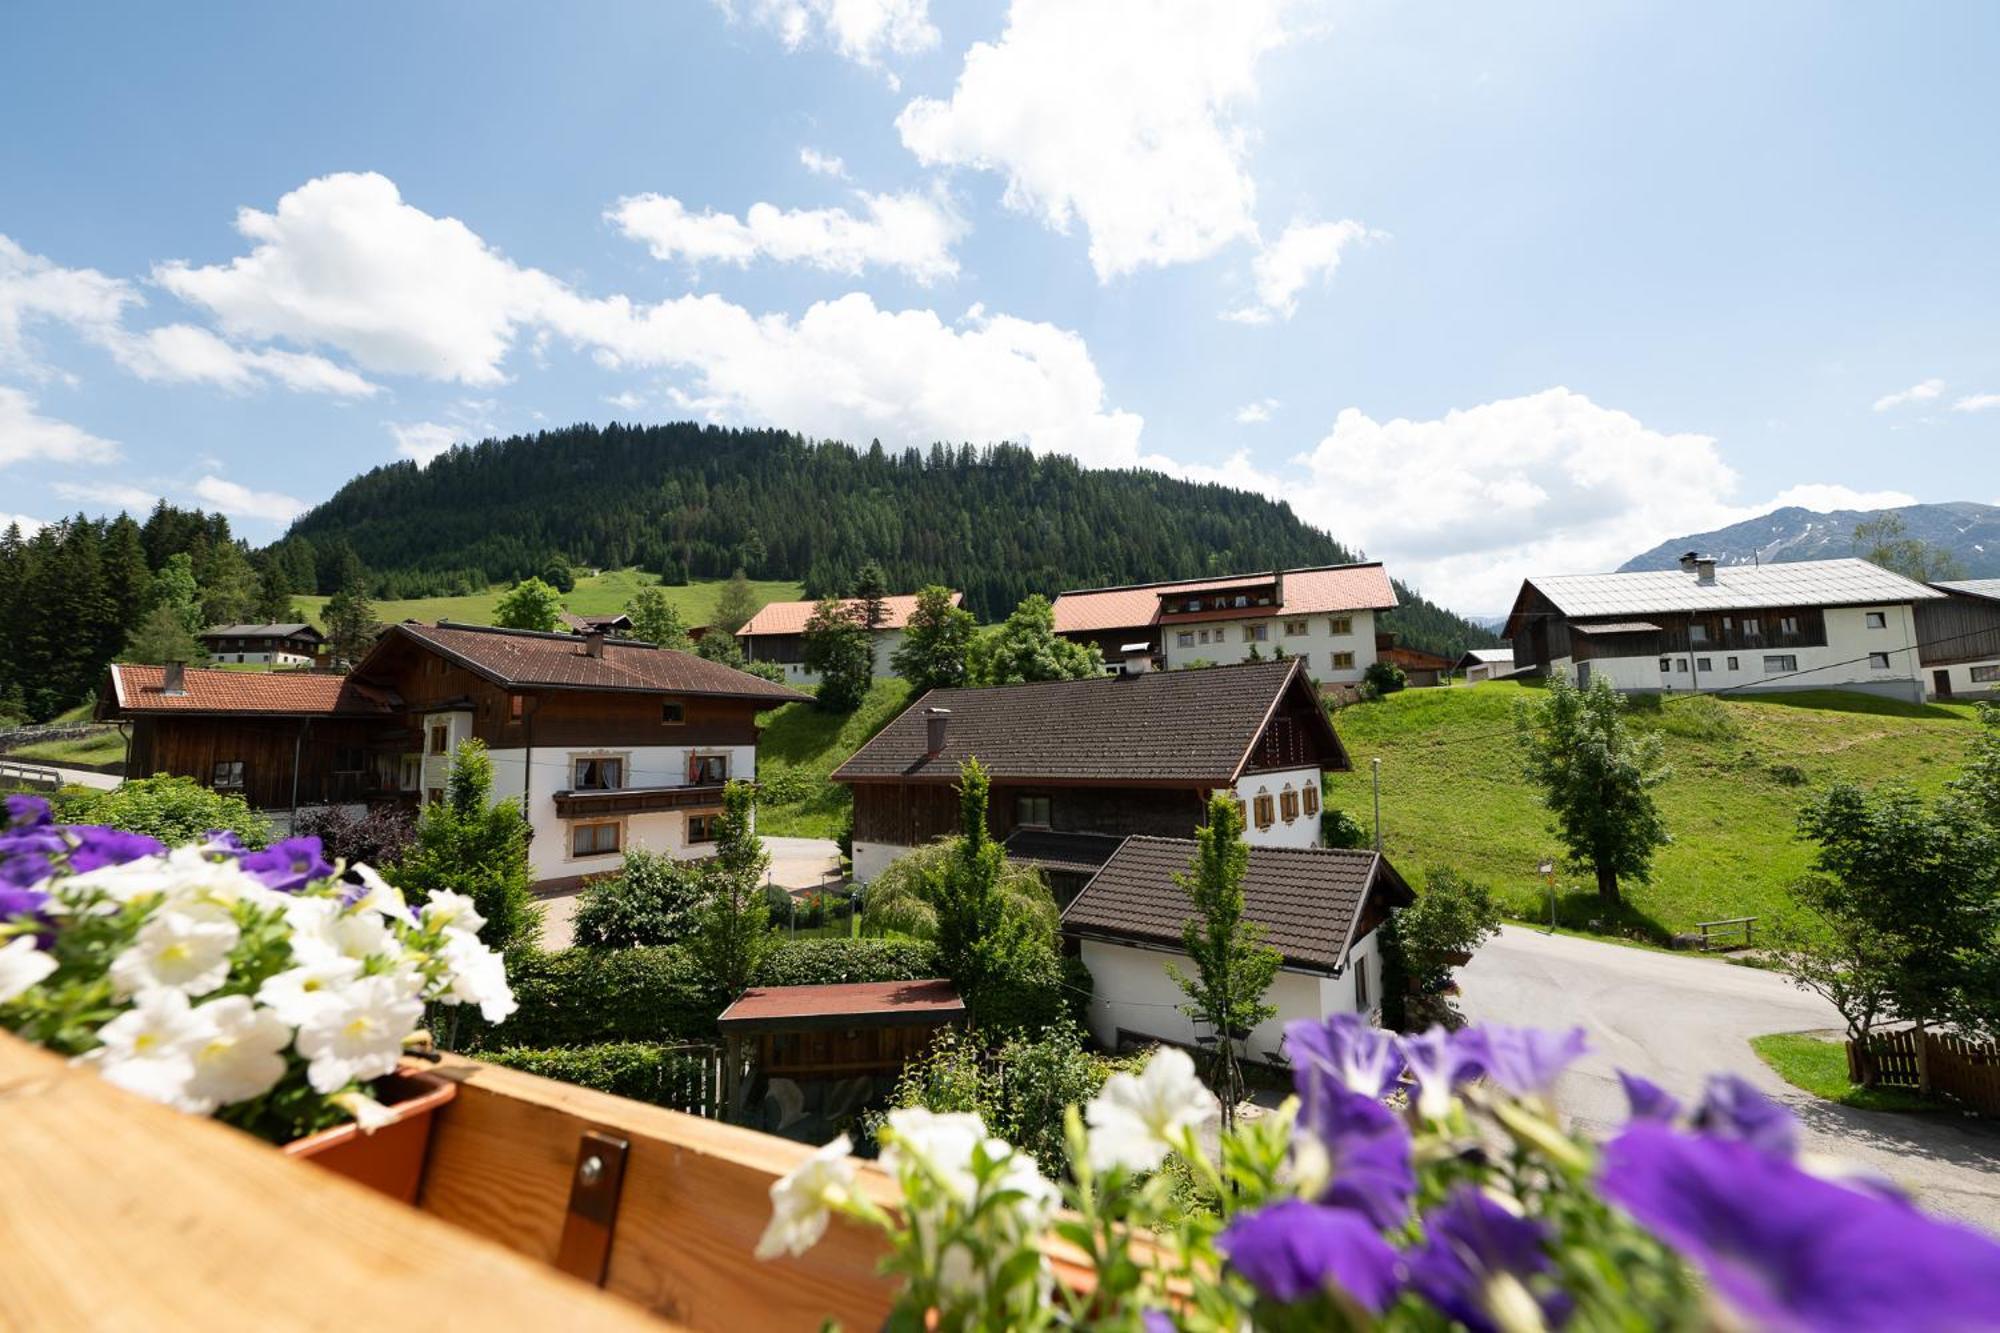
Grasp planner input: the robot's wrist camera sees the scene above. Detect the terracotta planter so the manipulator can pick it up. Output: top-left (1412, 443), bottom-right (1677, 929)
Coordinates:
top-left (283, 1067), bottom-right (457, 1204)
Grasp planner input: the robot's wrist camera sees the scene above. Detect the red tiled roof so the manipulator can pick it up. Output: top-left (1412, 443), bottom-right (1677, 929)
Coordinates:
top-left (381, 622), bottom-right (809, 702)
top-left (109, 665), bottom-right (399, 716)
top-left (1052, 564), bottom-right (1397, 635)
top-left (737, 592), bottom-right (963, 637)
top-left (716, 979), bottom-right (965, 1032)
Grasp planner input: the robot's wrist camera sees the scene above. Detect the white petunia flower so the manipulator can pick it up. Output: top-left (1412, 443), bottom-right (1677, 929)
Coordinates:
top-left (437, 931), bottom-right (517, 1023)
top-left (0, 935), bottom-right (58, 1003)
top-left (755, 1134), bottom-right (857, 1259)
top-left (331, 1088), bottom-right (398, 1133)
top-left (182, 995), bottom-right (292, 1112)
top-left (61, 853), bottom-right (174, 906)
top-left (255, 956), bottom-right (363, 1027)
top-left (420, 887), bottom-right (486, 938)
top-left (880, 1107), bottom-right (993, 1203)
top-left (156, 845), bottom-right (282, 917)
top-left (295, 973), bottom-right (424, 1094)
top-left (345, 864), bottom-right (411, 922)
top-left (1084, 1046), bottom-right (1218, 1173)
top-left (108, 910), bottom-right (239, 997)
top-left (88, 987), bottom-right (205, 1112)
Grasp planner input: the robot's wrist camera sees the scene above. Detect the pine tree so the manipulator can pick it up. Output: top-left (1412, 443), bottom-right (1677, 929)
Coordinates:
top-left (891, 585), bottom-right (976, 691)
top-left (195, 537), bottom-right (260, 628)
top-left (323, 577), bottom-right (379, 667)
top-left (711, 568), bottom-right (761, 636)
top-left (692, 781), bottom-right (772, 997)
top-left (852, 560), bottom-right (890, 629)
top-left (394, 739), bottom-right (539, 950)
top-left (122, 604), bottom-right (207, 665)
top-left (253, 556), bottom-right (298, 622)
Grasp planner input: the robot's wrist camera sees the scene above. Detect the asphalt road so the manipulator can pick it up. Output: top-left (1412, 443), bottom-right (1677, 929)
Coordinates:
top-left (1459, 925), bottom-right (2000, 1232)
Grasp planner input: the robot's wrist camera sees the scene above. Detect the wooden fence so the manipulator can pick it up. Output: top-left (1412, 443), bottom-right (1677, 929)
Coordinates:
top-left (1849, 1028), bottom-right (2000, 1115)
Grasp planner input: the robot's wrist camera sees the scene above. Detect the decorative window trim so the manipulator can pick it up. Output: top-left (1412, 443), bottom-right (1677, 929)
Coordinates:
top-left (686, 810), bottom-right (722, 845)
top-left (1302, 783), bottom-right (1319, 816)
top-left (568, 818), bottom-right (624, 860)
top-left (688, 751), bottom-right (730, 785)
top-left (569, 751), bottom-right (631, 792)
top-left (1280, 786), bottom-right (1300, 823)
top-left (1253, 791), bottom-right (1275, 830)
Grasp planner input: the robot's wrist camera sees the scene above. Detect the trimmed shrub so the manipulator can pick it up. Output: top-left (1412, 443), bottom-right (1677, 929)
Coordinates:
top-left (1322, 807), bottom-right (1368, 850)
top-left (963, 943), bottom-right (1073, 1035)
top-left (752, 936), bottom-right (942, 987)
top-left (57, 775), bottom-right (270, 848)
top-left (482, 1042), bottom-right (717, 1110)
top-left (1363, 659), bottom-right (1407, 696)
top-left (292, 803), bottom-right (416, 870)
top-left (572, 848), bottom-right (708, 948)
top-left (457, 945), bottom-right (720, 1050)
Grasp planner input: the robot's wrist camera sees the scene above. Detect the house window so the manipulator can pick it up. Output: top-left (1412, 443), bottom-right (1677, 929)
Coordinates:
top-left (1354, 953), bottom-right (1370, 1011)
top-left (1742, 617), bottom-right (1761, 638)
top-left (509, 694), bottom-right (524, 721)
top-left (1302, 783), bottom-right (1319, 816)
top-left (1176, 631), bottom-right (1195, 648)
top-left (1659, 657), bottom-right (1671, 671)
top-left (1328, 617), bottom-right (1352, 636)
top-left (1284, 619), bottom-right (1308, 636)
top-left (1865, 611), bottom-right (1887, 629)
top-left (1676, 659), bottom-right (1689, 673)
top-left (1246, 624), bottom-right (1269, 642)
top-left (1332, 651), bottom-right (1356, 670)
top-left (1763, 655), bottom-right (1798, 673)
top-left (687, 812), bottom-right (719, 845)
top-left (662, 700), bottom-right (686, 724)
top-left (427, 787), bottom-right (444, 806)
top-left (1779, 616), bottom-right (1800, 636)
top-left (428, 723), bottom-right (449, 755)
top-left (1869, 652), bottom-right (1892, 670)
top-left (570, 821), bottom-right (621, 857)
top-left (211, 760), bottom-right (245, 791)
top-left (573, 757), bottom-right (622, 790)
top-left (399, 755), bottom-right (421, 791)
top-left (1280, 787), bottom-right (1300, 822)
top-left (1253, 793), bottom-right (1275, 830)
top-left (1727, 657), bottom-right (1740, 671)
top-left (1015, 795), bottom-right (1052, 828)
top-left (1689, 623), bottom-right (1710, 644)
top-left (1972, 665), bottom-right (2000, 683)
top-left (1697, 658), bottom-right (1713, 672)
top-left (1197, 630), bottom-right (1211, 645)
top-left (689, 753), bottom-right (728, 784)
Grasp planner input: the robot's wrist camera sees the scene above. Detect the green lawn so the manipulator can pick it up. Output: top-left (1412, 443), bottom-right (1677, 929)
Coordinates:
top-left (9, 729), bottom-right (126, 769)
top-left (1750, 1032), bottom-right (1948, 1114)
top-left (294, 570), bottom-right (803, 633)
top-left (753, 678), bottom-right (915, 838)
top-left (1325, 681), bottom-right (1985, 939)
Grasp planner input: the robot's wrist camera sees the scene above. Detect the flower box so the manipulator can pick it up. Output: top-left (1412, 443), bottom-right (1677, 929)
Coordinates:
top-left (282, 1065), bottom-right (457, 1203)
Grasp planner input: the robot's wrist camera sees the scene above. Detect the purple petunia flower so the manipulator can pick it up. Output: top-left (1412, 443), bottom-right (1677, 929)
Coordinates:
top-left (1397, 1027), bottom-right (1486, 1120)
top-left (1691, 1074), bottom-right (1800, 1158)
top-left (0, 885), bottom-right (55, 949)
top-left (62, 825), bottom-right (166, 874)
top-left (1286, 1014), bottom-right (1403, 1099)
top-left (1406, 1188), bottom-right (1567, 1333)
top-left (0, 826), bottom-right (65, 889)
top-left (1618, 1070), bottom-right (1683, 1124)
top-left (1602, 1123), bottom-right (2000, 1332)
top-left (199, 828), bottom-right (248, 855)
top-left (5, 794), bottom-right (53, 830)
top-left (1138, 1310), bottom-right (1176, 1333)
top-left (236, 836), bottom-right (332, 892)
top-left (1218, 1200), bottom-right (1403, 1312)
top-left (1462, 1024), bottom-right (1588, 1101)
top-left (1296, 1075), bottom-right (1416, 1228)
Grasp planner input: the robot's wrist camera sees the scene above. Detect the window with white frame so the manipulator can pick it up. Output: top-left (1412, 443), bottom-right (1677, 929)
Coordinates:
top-left (1865, 611), bottom-right (1887, 629)
top-left (1742, 617), bottom-right (1761, 638)
top-left (573, 757), bottom-right (622, 790)
top-left (1246, 624), bottom-right (1269, 642)
top-left (686, 812), bottom-right (719, 844)
top-left (1763, 655), bottom-right (1797, 673)
top-left (1779, 616), bottom-right (1800, 636)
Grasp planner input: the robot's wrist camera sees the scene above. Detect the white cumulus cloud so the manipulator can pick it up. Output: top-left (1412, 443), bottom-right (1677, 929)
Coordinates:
top-left (52, 480), bottom-right (162, 511)
top-left (1235, 398), bottom-right (1279, 424)
top-left (896, 0), bottom-right (1303, 281)
top-left (387, 421), bottom-right (459, 466)
top-left (609, 189), bottom-right (962, 283)
top-left (1872, 378), bottom-right (1944, 411)
top-left (1224, 219), bottom-right (1375, 324)
top-left (110, 323), bottom-right (377, 396)
top-left (1953, 392), bottom-right (2000, 413)
top-left (727, 0), bottom-right (938, 77)
top-left (0, 385), bottom-right (120, 467)
top-left (193, 475), bottom-right (307, 524)
top-left (0, 513), bottom-right (45, 536)
top-left (799, 148), bottom-right (848, 178)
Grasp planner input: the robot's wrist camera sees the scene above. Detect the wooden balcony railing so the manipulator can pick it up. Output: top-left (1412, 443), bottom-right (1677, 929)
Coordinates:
top-left (0, 1032), bottom-right (904, 1330)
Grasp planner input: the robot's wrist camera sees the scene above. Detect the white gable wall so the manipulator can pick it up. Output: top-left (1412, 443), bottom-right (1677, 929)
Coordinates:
top-left (1235, 765), bottom-right (1324, 848)
top-left (1162, 610), bottom-right (1378, 685)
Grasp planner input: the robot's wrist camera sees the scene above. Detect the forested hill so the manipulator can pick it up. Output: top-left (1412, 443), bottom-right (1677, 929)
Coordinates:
top-left (283, 422), bottom-right (1496, 655)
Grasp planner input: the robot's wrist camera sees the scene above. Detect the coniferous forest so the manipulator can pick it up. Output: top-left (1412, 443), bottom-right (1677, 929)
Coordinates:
top-left (284, 422), bottom-right (1495, 654)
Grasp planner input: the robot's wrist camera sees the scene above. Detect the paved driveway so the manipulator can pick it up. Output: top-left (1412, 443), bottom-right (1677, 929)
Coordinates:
top-left (1459, 925), bottom-right (2000, 1233)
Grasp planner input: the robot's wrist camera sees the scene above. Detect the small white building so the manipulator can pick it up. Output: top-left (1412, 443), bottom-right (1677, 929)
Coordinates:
top-left (1051, 564), bottom-right (1399, 689)
top-left (198, 623), bottom-right (324, 666)
top-left (737, 591), bottom-right (966, 686)
top-left (1062, 837), bottom-right (1414, 1058)
top-left (1504, 556), bottom-right (1943, 706)
top-left (1455, 648), bottom-right (1515, 684)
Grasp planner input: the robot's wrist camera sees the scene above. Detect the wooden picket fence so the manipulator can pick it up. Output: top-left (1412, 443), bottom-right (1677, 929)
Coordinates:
top-left (1848, 1027), bottom-right (2000, 1115)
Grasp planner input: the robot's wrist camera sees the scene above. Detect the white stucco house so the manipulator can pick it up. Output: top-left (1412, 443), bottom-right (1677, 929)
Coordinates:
top-left (737, 591), bottom-right (966, 686)
top-left (1061, 837), bottom-right (1414, 1058)
top-left (1505, 556), bottom-right (1944, 705)
top-left (1050, 563), bottom-right (1399, 689)
top-left (197, 623), bottom-right (324, 666)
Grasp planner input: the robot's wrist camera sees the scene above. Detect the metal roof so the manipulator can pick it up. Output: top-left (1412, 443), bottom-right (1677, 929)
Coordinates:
top-left (1524, 559), bottom-right (1941, 621)
top-left (1571, 621), bottom-right (1663, 635)
top-left (1934, 579), bottom-right (2000, 604)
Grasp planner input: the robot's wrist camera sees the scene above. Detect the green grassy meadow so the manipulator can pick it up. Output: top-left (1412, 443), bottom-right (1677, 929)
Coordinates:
top-left (294, 570), bottom-right (803, 633)
top-left (752, 678), bottom-right (915, 838)
top-left (9, 730), bottom-right (127, 768)
top-left (1324, 681), bottom-right (1985, 939)
top-left (1750, 1032), bottom-right (1947, 1114)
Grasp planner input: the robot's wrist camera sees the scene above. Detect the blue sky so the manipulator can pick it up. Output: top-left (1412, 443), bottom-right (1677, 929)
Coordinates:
top-left (2, 1), bottom-right (1995, 610)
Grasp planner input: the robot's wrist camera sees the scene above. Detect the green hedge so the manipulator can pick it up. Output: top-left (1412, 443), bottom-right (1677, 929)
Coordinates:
top-left (750, 936), bottom-right (942, 987)
top-left (482, 1042), bottom-right (718, 1110)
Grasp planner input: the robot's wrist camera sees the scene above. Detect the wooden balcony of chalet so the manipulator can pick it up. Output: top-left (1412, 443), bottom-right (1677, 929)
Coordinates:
top-left (0, 1030), bottom-right (910, 1331)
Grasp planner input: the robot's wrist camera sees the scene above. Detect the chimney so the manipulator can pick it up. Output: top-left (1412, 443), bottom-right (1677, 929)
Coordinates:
top-left (1677, 551), bottom-right (1700, 574)
top-left (1273, 568), bottom-right (1285, 608)
top-left (162, 660), bottom-right (187, 696)
top-left (1120, 642), bottom-right (1153, 676)
top-left (1695, 556), bottom-right (1717, 585)
top-left (584, 629), bottom-right (606, 659)
top-left (924, 707), bottom-right (951, 756)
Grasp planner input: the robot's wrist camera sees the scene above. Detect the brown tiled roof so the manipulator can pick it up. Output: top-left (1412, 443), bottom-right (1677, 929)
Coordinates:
top-left (198, 623), bottom-right (322, 641)
top-left (1061, 836), bottom-right (1413, 974)
top-left (379, 622), bottom-right (809, 702)
top-left (1002, 829), bottom-right (1126, 877)
top-left (717, 979), bottom-right (965, 1032)
top-left (108, 665), bottom-right (398, 716)
top-left (832, 658), bottom-right (1337, 786)
top-left (1052, 564), bottom-right (1398, 635)
top-left (736, 592), bottom-right (963, 638)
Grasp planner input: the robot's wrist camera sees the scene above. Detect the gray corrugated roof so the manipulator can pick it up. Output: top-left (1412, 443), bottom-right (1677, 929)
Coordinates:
top-left (1935, 579), bottom-right (2000, 604)
top-left (1527, 559), bottom-right (1940, 619)
top-left (832, 658), bottom-right (1345, 785)
top-left (1060, 836), bottom-right (1412, 974)
top-left (1458, 648), bottom-right (1514, 665)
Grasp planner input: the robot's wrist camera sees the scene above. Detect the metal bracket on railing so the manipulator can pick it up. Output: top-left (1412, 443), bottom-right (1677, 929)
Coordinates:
top-left (554, 1129), bottom-right (630, 1286)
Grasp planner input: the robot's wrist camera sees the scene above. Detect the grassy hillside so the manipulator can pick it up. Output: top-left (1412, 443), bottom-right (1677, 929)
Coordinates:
top-left (1325, 682), bottom-right (1984, 940)
top-left (293, 570), bottom-right (802, 633)
top-left (753, 679), bottom-right (915, 838)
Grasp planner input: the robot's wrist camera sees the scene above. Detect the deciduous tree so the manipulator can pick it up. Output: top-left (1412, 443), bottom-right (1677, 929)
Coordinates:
top-left (493, 576), bottom-right (563, 632)
top-left (1515, 675), bottom-right (1670, 906)
top-left (711, 567), bottom-right (761, 636)
top-left (891, 585), bottom-right (976, 691)
top-left (802, 596), bottom-right (873, 711)
top-left (968, 594), bottom-right (1102, 685)
top-left (692, 780), bottom-right (773, 996)
top-left (625, 585), bottom-right (692, 650)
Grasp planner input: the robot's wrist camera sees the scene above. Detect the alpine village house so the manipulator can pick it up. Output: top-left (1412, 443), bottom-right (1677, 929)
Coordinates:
top-left (735, 591), bottom-right (967, 687)
top-left (833, 655), bottom-right (1413, 1044)
top-left (100, 621), bottom-right (807, 889)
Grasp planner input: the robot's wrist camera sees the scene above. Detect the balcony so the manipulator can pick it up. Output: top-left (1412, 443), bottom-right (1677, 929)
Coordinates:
top-left (0, 1030), bottom-right (903, 1330)
top-left (552, 783), bottom-right (733, 819)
